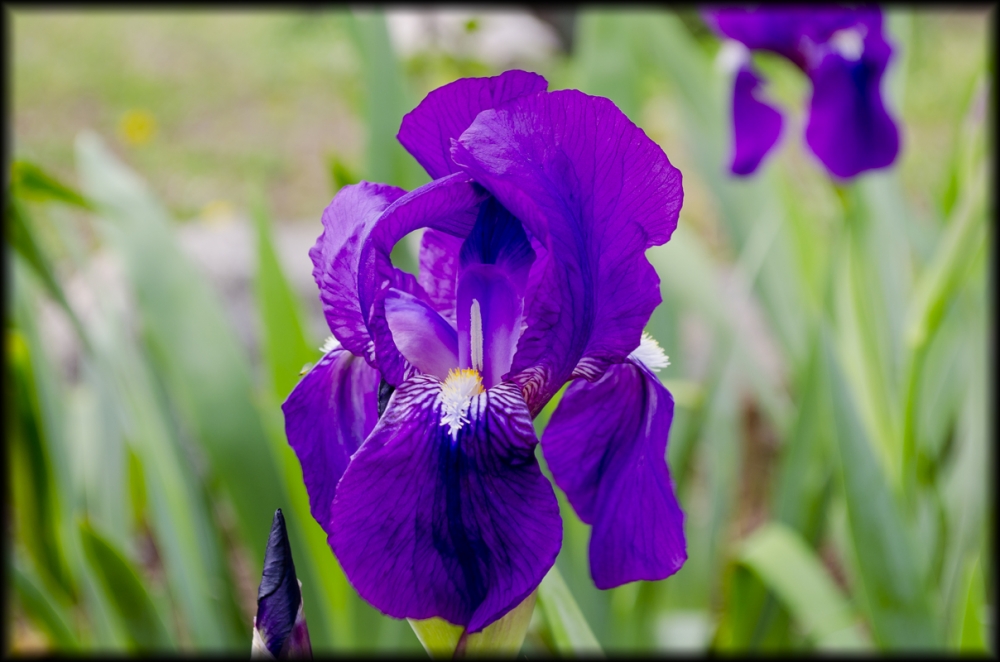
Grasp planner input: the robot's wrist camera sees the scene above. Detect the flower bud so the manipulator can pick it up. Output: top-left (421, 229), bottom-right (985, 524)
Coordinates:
top-left (252, 509), bottom-right (312, 658)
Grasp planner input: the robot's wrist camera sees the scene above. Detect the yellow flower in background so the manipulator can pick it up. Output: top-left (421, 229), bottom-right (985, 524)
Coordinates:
top-left (201, 199), bottom-right (235, 224)
top-left (119, 109), bottom-right (157, 146)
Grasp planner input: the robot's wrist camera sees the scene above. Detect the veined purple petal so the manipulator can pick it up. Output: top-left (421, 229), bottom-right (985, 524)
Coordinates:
top-left (805, 19), bottom-right (900, 179)
top-left (311, 183), bottom-right (406, 363)
top-left (384, 288), bottom-right (459, 381)
top-left (282, 344), bottom-right (380, 537)
top-left (730, 65), bottom-right (784, 176)
top-left (398, 70), bottom-right (549, 180)
top-left (329, 376), bottom-right (562, 633)
top-left (418, 229), bottom-right (465, 325)
top-left (452, 90), bottom-right (683, 414)
top-left (541, 359), bottom-right (685, 589)
top-left (369, 268), bottom-right (432, 387)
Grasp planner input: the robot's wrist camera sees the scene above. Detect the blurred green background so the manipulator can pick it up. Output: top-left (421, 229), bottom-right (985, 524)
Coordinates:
top-left (6, 8), bottom-right (992, 655)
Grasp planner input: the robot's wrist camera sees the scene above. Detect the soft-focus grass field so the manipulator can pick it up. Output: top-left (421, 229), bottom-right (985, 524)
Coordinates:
top-left (7, 8), bottom-right (993, 655)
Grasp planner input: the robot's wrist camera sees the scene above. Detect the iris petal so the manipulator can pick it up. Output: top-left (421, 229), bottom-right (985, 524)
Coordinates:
top-left (805, 22), bottom-right (900, 179)
top-left (329, 376), bottom-right (562, 633)
top-left (311, 183), bottom-right (406, 364)
top-left (452, 90), bottom-right (683, 414)
top-left (384, 288), bottom-right (459, 381)
top-left (705, 7), bottom-right (900, 179)
top-left (418, 229), bottom-right (465, 325)
top-left (459, 197), bottom-right (535, 295)
top-left (730, 65), bottom-right (784, 176)
top-left (282, 344), bottom-right (380, 536)
top-left (541, 360), bottom-right (686, 589)
top-left (703, 7), bottom-right (857, 70)
top-left (398, 70), bottom-right (549, 180)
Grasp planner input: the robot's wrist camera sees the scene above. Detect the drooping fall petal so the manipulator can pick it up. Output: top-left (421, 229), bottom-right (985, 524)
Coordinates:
top-left (542, 359), bottom-right (685, 589)
top-left (282, 343), bottom-right (380, 536)
top-left (329, 376), bottom-right (562, 633)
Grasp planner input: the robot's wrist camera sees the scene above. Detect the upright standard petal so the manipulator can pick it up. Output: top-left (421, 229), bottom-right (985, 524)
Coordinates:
top-left (541, 359), bottom-right (686, 589)
top-left (452, 90), bottom-right (683, 414)
top-left (398, 70), bottom-right (549, 180)
top-left (282, 343), bottom-right (380, 536)
top-left (310, 183), bottom-right (406, 363)
top-left (804, 20), bottom-right (900, 178)
top-left (730, 65), bottom-right (784, 176)
top-left (329, 376), bottom-right (562, 633)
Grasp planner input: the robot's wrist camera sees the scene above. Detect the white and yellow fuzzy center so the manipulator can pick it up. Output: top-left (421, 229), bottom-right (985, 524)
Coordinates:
top-left (437, 368), bottom-right (485, 439)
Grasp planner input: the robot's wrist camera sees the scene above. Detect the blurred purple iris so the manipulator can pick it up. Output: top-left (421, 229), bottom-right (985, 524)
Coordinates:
top-left (703, 6), bottom-right (901, 179)
top-left (282, 70), bottom-right (686, 633)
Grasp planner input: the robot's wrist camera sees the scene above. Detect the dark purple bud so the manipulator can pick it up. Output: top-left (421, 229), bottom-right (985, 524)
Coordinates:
top-left (252, 509), bottom-right (312, 658)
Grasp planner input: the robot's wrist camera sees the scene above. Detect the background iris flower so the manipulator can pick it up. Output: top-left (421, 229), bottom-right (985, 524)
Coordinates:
top-left (704, 6), bottom-right (901, 178)
top-left (282, 70), bottom-right (687, 633)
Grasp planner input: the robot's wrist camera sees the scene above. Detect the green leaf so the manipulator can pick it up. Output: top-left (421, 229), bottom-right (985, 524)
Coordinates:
top-left (823, 331), bottom-right (942, 649)
top-left (82, 305), bottom-right (243, 649)
top-left (952, 554), bottom-right (988, 652)
top-left (713, 564), bottom-right (792, 651)
top-left (74, 131), bottom-right (287, 581)
top-left (348, 10), bottom-right (427, 191)
top-left (10, 160), bottom-right (94, 210)
top-left (536, 565), bottom-right (603, 656)
top-left (6, 328), bottom-right (76, 602)
top-left (739, 523), bottom-right (867, 650)
top-left (78, 520), bottom-right (174, 652)
top-left (648, 227), bottom-right (793, 432)
top-left (251, 196), bottom-right (316, 402)
top-left (574, 11), bottom-right (644, 120)
top-left (326, 154), bottom-right (360, 194)
top-left (901, 159), bottom-right (987, 501)
top-left (771, 335), bottom-right (834, 545)
top-left (832, 187), bottom-right (902, 487)
top-left (11, 555), bottom-right (80, 651)
top-left (6, 198), bottom-right (89, 346)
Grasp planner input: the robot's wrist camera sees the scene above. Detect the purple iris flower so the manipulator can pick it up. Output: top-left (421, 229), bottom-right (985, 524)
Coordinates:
top-left (703, 6), bottom-right (901, 179)
top-left (282, 70), bottom-right (687, 633)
